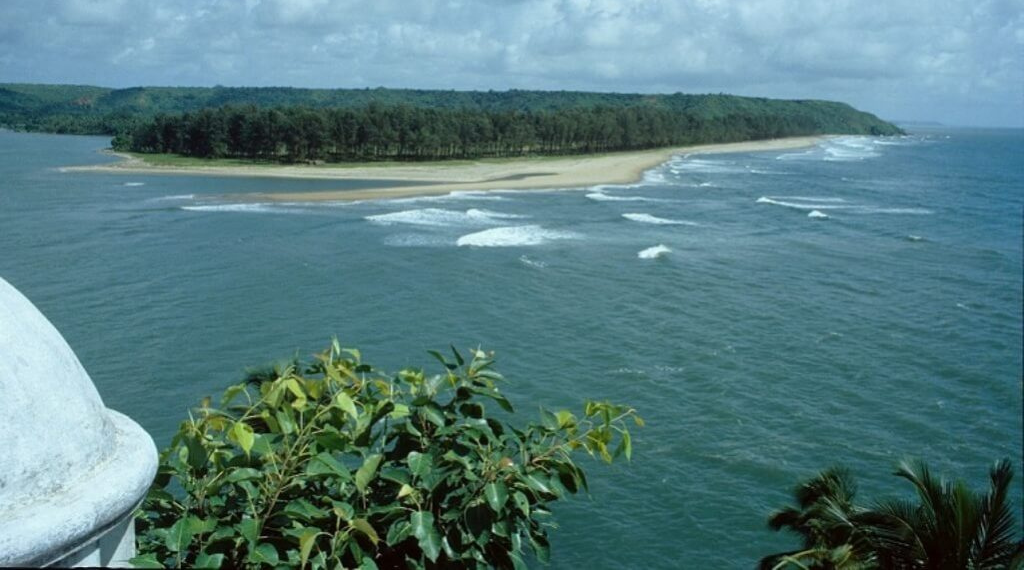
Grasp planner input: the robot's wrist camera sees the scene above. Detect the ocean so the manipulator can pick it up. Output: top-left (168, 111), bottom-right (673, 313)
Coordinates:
top-left (1, 128), bottom-right (1020, 567)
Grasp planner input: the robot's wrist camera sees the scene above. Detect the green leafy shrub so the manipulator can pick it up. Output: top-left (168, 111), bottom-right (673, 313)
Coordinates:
top-left (132, 343), bottom-right (640, 569)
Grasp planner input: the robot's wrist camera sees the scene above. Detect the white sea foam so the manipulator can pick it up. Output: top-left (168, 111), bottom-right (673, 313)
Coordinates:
top-left (776, 149), bottom-right (818, 161)
top-left (390, 190), bottom-right (507, 204)
top-left (858, 207), bottom-right (934, 215)
top-left (151, 194), bottom-right (196, 202)
top-left (123, 182), bottom-right (145, 187)
top-left (777, 136), bottom-right (887, 162)
top-left (365, 208), bottom-right (525, 227)
top-left (456, 225), bottom-right (577, 247)
top-left (822, 137), bottom-right (881, 161)
top-left (774, 196), bottom-right (847, 203)
top-left (638, 244), bottom-right (671, 259)
top-left (756, 197), bottom-right (848, 210)
top-left (519, 255), bottom-right (548, 268)
top-left (382, 233), bottom-right (452, 247)
top-left (758, 196), bottom-right (932, 215)
top-left (586, 192), bottom-right (655, 202)
top-left (667, 158), bottom-right (742, 174)
top-left (182, 203), bottom-right (278, 213)
top-left (449, 190), bottom-right (507, 201)
top-left (622, 213), bottom-right (698, 226)
top-left (807, 210), bottom-right (830, 219)
top-left (642, 170), bottom-right (668, 184)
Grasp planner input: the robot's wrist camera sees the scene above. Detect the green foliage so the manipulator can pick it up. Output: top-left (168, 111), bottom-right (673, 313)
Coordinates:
top-left (113, 100), bottom-right (901, 162)
top-left (132, 343), bottom-right (640, 569)
top-left (762, 460), bottom-right (1024, 570)
top-left (0, 83), bottom-right (903, 153)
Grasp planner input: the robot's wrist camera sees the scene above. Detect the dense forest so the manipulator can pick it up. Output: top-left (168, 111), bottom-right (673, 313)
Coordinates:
top-left (0, 83), bottom-right (903, 162)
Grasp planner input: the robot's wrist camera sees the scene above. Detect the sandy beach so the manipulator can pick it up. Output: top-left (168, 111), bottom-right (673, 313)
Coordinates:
top-left (65, 136), bottom-right (824, 202)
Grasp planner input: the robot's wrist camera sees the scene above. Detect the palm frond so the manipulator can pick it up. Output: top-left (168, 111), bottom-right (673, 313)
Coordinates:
top-left (973, 459), bottom-right (1021, 568)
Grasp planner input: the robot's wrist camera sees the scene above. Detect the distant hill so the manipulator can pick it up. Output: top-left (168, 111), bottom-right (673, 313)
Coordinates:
top-left (0, 83), bottom-right (903, 162)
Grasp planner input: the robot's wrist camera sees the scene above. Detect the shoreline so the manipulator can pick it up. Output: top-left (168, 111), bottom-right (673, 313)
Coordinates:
top-left (64, 136), bottom-right (825, 202)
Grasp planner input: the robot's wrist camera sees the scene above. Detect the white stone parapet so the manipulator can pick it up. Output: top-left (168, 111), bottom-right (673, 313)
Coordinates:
top-left (0, 277), bottom-right (158, 567)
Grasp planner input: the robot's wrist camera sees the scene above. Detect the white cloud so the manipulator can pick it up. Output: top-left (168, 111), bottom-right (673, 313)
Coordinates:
top-left (0, 0), bottom-right (1021, 125)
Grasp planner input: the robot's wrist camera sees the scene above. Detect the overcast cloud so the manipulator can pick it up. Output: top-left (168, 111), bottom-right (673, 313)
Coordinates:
top-left (2, 0), bottom-right (1021, 126)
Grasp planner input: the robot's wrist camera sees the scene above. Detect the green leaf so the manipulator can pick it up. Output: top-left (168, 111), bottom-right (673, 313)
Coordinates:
top-left (331, 501), bottom-right (355, 522)
top-left (408, 451), bottom-right (433, 478)
top-left (621, 429), bottom-right (632, 461)
top-left (128, 553), bottom-right (164, 568)
top-left (540, 409), bottom-right (559, 430)
top-left (529, 533), bottom-right (551, 563)
top-left (237, 517), bottom-right (259, 545)
top-left (358, 558), bottom-right (380, 570)
top-left (381, 467), bottom-right (411, 485)
top-left (521, 471), bottom-right (553, 495)
top-left (184, 435), bottom-right (208, 470)
top-left (164, 517), bottom-right (194, 553)
top-left (410, 511), bottom-right (442, 562)
top-left (427, 350), bottom-right (452, 369)
top-left (334, 392), bottom-right (358, 420)
top-left (512, 491), bottom-right (530, 517)
top-left (231, 421), bottom-right (255, 456)
top-left (350, 518), bottom-right (380, 545)
top-left (249, 542), bottom-right (280, 565)
top-left (389, 403), bottom-right (410, 419)
top-left (194, 552), bottom-right (225, 569)
top-left (225, 467), bottom-right (262, 483)
top-left (298, 528), bottom-right (319, 569)
top-left (284, 498), bottom-right (329, 522)
top-left (420, 404), bottom-right (446, 428)
top-left (484, 481), bottom-right (509, 513)
top-left (450, 345), bottom-right (465, 366)
top-left (306, 452), bottom-right (352, 481)
top-left (467, 386), bottom-right (514, 413)
top-left (355, 453), bottom-right (382, 494)
top-left (343, 347), bottom-right (361, 362)
top-left (386, 520), bottom-right (413, 545)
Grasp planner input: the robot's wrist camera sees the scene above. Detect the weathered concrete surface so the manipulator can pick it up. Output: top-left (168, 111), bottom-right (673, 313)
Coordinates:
top-left (0, 277), bottom-right (158, 567)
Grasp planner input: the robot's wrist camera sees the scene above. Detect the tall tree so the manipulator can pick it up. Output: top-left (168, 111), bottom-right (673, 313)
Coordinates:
top-left (763, 460), bottom-right (1024, 570)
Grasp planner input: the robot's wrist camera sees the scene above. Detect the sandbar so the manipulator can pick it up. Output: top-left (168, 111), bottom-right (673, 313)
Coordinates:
top-left (65, 136), bottom-right (824, 202)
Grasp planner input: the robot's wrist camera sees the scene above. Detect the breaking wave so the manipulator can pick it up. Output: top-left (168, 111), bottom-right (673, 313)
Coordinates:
top-left (519, 255), bottom-right (548, 268)
top-left (366, 208), bottom-right (525, 227)
top-left (622, 213), bottom-right (698, 226)
top-left (756, 197), bottom-right (849, 211)
top-left (586, 192), bottom-right (657, 202)
top-left (757, 196), bottom-right (932, 215)
top-left (638, 245), bottom-right (672, 259)
top-left (456, 225), bottom-right (577, 247)
top-left (182, 203), bottom-right (279, 213)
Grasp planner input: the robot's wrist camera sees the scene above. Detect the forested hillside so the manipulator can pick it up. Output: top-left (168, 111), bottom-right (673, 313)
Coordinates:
top-left (0, 83), bottom-right (903, 162)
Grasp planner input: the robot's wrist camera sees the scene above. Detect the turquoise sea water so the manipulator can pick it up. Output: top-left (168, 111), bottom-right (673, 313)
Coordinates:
top-left (1, 129), bottom-right (1021, 567)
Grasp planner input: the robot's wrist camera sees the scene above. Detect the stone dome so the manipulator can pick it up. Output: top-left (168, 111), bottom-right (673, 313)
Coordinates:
top-left (0, 277), bottom-right (157, 566)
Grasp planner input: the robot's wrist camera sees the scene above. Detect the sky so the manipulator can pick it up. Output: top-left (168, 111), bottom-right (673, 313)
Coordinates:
top-left (2, 0), bottom-right (1022, 127)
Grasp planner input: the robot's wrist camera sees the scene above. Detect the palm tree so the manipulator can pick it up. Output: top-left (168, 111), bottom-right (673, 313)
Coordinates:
top-left (760, 467), bottom-right (876, 569)
top-left (869, 459), bottom-right (1023, 569)
top-left (762, 460), bottom-right (1024, 570)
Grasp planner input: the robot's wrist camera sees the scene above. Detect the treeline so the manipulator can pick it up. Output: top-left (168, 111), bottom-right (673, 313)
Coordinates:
top-left (112, 102), bottom-right (901, 162)
top-left (2, 83), bottom-right (905, 147)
